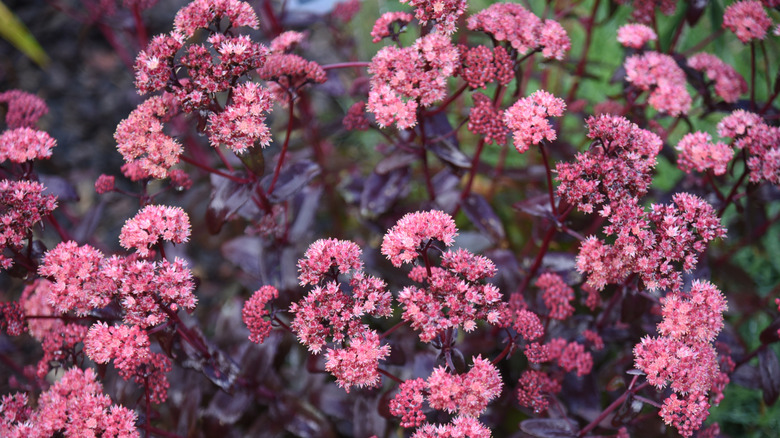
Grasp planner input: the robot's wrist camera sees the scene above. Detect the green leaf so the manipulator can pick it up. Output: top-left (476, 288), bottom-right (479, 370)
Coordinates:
top-left (0, 0), bottom-right (50, 68)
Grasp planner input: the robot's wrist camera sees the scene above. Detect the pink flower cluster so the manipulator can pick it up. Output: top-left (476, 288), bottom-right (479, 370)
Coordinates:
top-left (114, 93), bottom-right (181, 180)
top-left (381, 210), bottom-right (457, 267)
top-left (0, 368), bottom-right (138, 438)
top-left (85, 322), bottom-right (172, 403)
top-left (269, 31), bottom-right (305, 53)
top-left (634, 280), bottom-right (727, 437)
top-left (687, 53), bottom-right (747, 103)
top-left (556, 114), bottom-right (662, 214)
top-left (625, 51), bottom-right (691, 116)
top-left (368, 34), bottom-right (459, 129)
top-left (616, 23), bottom-right (657, 48)
top-left (412, 416), bottom-right (491, 438)
top-left (390, 356), bottom-right (501, 429)
top-left (516, 369), bottom-right (561, 413)
top-left (0, 301), bottom-right (25, 336)
top-left (289, 238), bottom-right (392, 390)
top-left (207, 81), bottom-right (273, 154)
top-left (256, 53), bottom-right (326, 104)
top-left (468, 92), bottom-right (509, 146)
top-left (536, 273), bottom-right (575, 321)
top-left (119, 205), bottom-right (191, 256)
top-left (371, 12), bottom-right (414, 43)
top-left (675, 131), bottom-right (733, 176)
top-left (718, 110), bottom-right (780, 185)
top-left (723, 0), bottom-right (772, 43)
top-left (324, 329), bottom-right (390, 392)
top-left (0, 180), bottom-right (57, 270)
top-left (397, 253), bottom-right (506, 342)
top-left (459, 45), bottom-right (513, 90)
top-left (504, 90), bottom-right (565, 153)
top-left (513, 309), bottom-right (544, 341)
top-left (39, 241), bottom-right (197, 327)
top-left (467, 3), bottom-right (570, 60)
top-left (0, 90), bottom-right (48, 129)
top-left (400, 0), bottom-right (465, 34)
top-left (242, 285), bottom-right (278, 344)
top-left (343, 101), bottom-right (370, 131)
top-left (297, 238), bottom-right (363, 285)
top-left (0, 128), bottom-right (56, 163)
top-left (173, 0), bottom-right (259, 38)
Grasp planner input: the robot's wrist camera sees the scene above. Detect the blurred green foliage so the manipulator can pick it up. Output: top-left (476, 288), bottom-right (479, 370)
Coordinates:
top-left (0, 0), bottom-right (49, 67)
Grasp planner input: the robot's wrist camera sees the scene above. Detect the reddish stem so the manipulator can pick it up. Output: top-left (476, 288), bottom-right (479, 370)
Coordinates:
top-left (578, 379), bottom-right (649, 437)
top-left (378, 367), bottom-right (403, 384)
top-left (538, 141), bottom-right (557, 217)
top-left (269, 94), bottom-right (296, 194)
top-left (422, 84), bottom-right (468, 117)
top-left (566, 0), bottom-right (600, 102)
top-left (179, 155), bottom-right (248, 183)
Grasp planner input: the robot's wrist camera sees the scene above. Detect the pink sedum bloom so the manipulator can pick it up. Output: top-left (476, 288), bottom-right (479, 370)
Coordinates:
top-left (658, 281), bottom-right (728, 343)
top-left (173, 0), bottom-right (259, 38)
top-left (687, 53), bottom-right (747, 103)
top-left (242, 285), bottom-right (278, 344)
top-left (297, 238), bottom-right (363, 285)
top-left (269, 31), bottom-right (305, 53)
top-left (625, 51), bottom-right (691, 116)
top-left (513, 309), bottom-right (544, 341)
top-left (468, 92), bottom-right (510, 146)
top-left (723, 1), bottom-right (772, 43)
top-left (536, 272), bottom-right (575, 321)
top-left (38, 241), bottom-right (115, 316)
top-left (84, 322), bottom-right (172, 404)
top-left (119, 205), bottom-right (191, 256)
top-left (207, 82), bottom-right (273, 153)
top-left (381, 210), bottom-right (457, 267)
top-left (134, 34), bottom-right (183, 95)
top-left (0, 90), bottom-right (48, 128)
top-left (0, 368), bottom-right (139, 438)
top-left (390, 378), bottom-right (427, 428)
top-left (617, 23), bottom-right (657, 48)
top-left (367, 34), bottom-right (459, 129)
top-left (371, 12), bottom-right (414, 43)
top-left (717, 109), bottom-right (763, 138)
top-left (504, 90), bottom-right (565, 153)
top-left (324, 330), bottom-right (390, 392)
top-left (412, 416), bottom-right (492, 438)
top-left (0, 127), bottom-right (56, 163)
top-left (675, 131), bottom-right (733, 176)
top-left (1, 180), bottom-right (57, 270)
top-left (538, 20), bottom-right (571, 60)
top-left (400, 0), bottom-right (465, 34)
top-left (114, 93), bottom-right (181, 180)
top-left (516, 370), bottom-right (560, 413)
top-left (426, 356), bottom-right (502, 417)
top-left (94, 174), bottom-right (116, 194)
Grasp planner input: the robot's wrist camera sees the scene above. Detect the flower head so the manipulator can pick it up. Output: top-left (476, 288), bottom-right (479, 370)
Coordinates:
top-left (381, 210), bottom-right (457, 267)
top-left (173, 0), bottom-right (259, 38)
top-left (536, 273), bottom-right (575, 321)
top-left (0, 127), bottom-right (56, 163)
top-left (324, 330), bottom-right (390, 392)
top-left (625, 51), bottom-right (691, 116)
top-left (617, 23), bottom-right (657, 48)
top-left (468, 92), bottom-right (510, 146)
top-left (0, 90), bottom-right (48, 128)
top-left (242, 285), bottom-right (278, 344)
top-left (688, 53), bottom-right (747, 103)
top-left (371, 12), bottom-right (414, 43)
top-left (119, 205), bottom-right (191, 256)
top-left (400, 0), bottom-right (466, 34)
top-left (675, 131), bottom-right (733, 175)
top-left (1, 180), bottom-right (57, 269)
top-left (504, 90), bottom-right (566, 153)
top-left (207, 82), bottom-right (272, 153)
top-left (115, 94), bottom-right (181, 180)
top-left (723, 1), bottom-right (772, 43)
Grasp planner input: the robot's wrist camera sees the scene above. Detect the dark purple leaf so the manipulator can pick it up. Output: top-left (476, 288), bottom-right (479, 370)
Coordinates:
top-left (759, 347), bottom-right (780, 405)
top-left (731, 363), bottom-right (761, 389)
top-left (541, 252), bottom-right (578, 277)
top-left (514, 194), bottom-right (554, 219)
top-left (462, 193), bottom-right (506, 244)
top-left (760, 318), bottom-right (780, 345)
top-left (361, 166), bottom-right (410, 217)
top-left (289, 186), bottom-right (323, 241)
top-left (520, 418), bottom-right (578, 438)
top-left (203, 390), bottom-right (252, 424)
top-left (206, 172), bottom-right (253, 234)
top-left (263, 160), bottom-right (320, 202)
top-left (352, 396), bottom-right (383, 437)
top-left (39, 174), bottom-right (79, 202)
top-left (221, 236), bottom-right (265, 280)
top-left (72, 202), bottom-right (105, 243)
top-left (432, 169), bottom-right (460, 212)
top-left (428, 139), bottom-right (471, 169)
top-left (375, 151), bottom-right (417, 174)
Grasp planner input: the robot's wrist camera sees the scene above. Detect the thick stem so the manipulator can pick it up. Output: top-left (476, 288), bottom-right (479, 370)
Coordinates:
top-left (453, 138), bottom-right (486, 216)
top-left (422, 84), bottom-right (468, 117)
top-left (750, 42), bottom-right (757, 111)
top-left (417, 115), bottom-right (437, 201)
top-left (578, 378), bottom-right (649, 437)
top-left (378, 367), bottom-right (404, 384)
top-left (379, 320), bottom-right (407, 340)
top-left (538, 141), bottom-right (557, 217)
